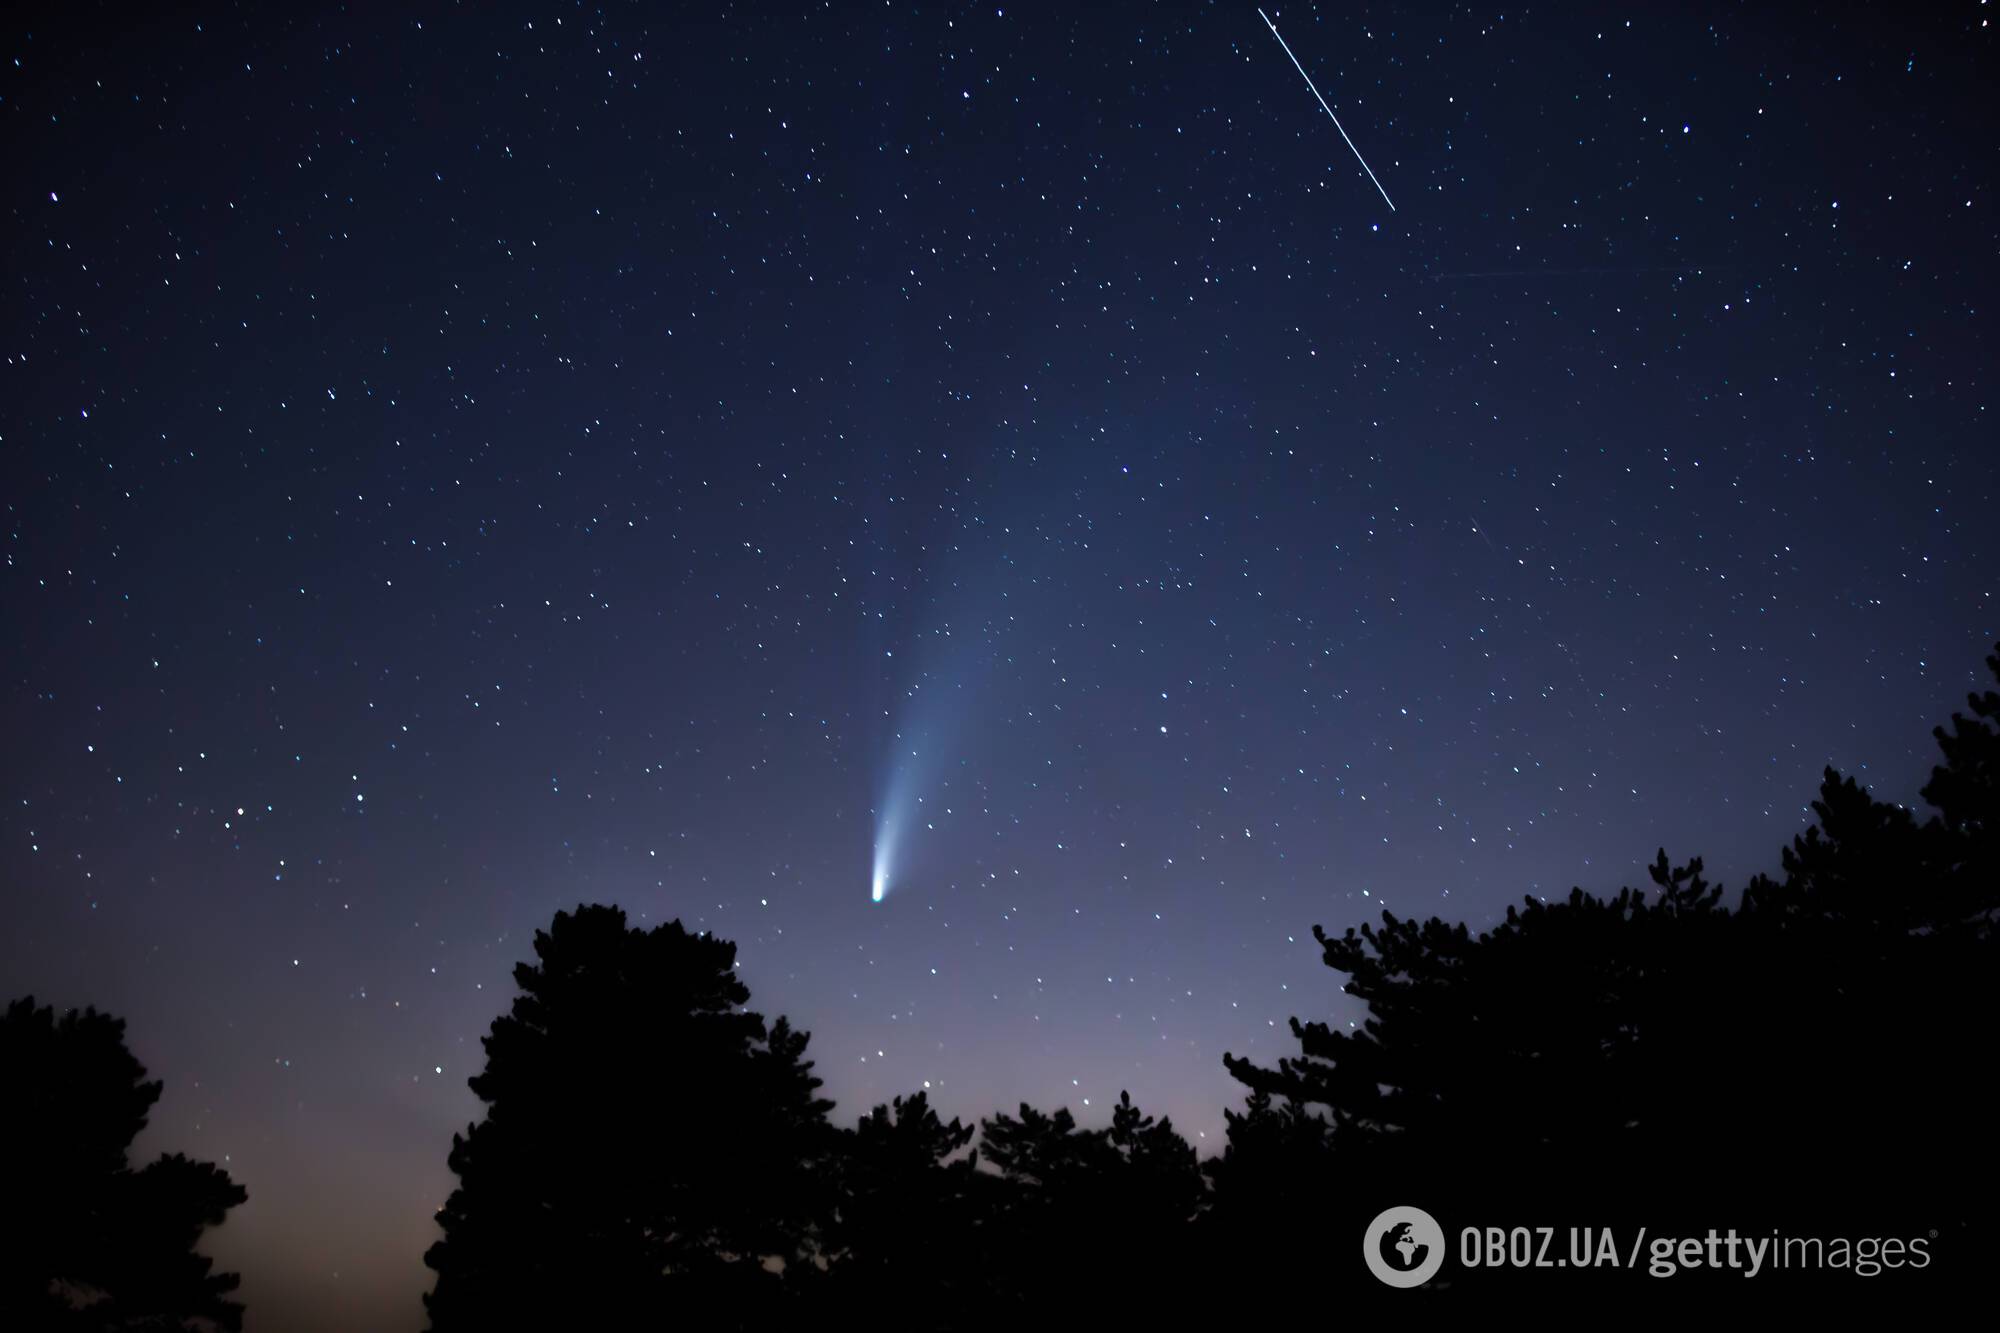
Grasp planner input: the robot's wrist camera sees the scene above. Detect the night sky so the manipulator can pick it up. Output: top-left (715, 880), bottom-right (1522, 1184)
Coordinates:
top-left (3, 2), bottom-right (1993, 1327)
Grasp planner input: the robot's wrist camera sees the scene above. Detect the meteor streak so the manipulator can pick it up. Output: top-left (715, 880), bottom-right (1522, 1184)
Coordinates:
top-left (1257, 7), bottom-right (1396, 212)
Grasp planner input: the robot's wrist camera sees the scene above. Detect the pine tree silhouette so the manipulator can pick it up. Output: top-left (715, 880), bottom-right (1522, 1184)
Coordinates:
top-left (976, 1092), bottom-right (1203, 1318)
top-left (423, 904), bottom-right (835, 1329)
top-left (1, 997), bottom-right (247, 1331)
top-left (821, 1091), bottom-right (985, 1322)
top-left (1214, 643), bottom-right (2000, 1297)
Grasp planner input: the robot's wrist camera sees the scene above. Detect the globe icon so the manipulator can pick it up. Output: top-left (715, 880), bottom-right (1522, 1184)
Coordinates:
top-left (1364, 1207), bottom-right (1445, 1288)
top-left (1382, 1221), bottom-right (1429, 1271)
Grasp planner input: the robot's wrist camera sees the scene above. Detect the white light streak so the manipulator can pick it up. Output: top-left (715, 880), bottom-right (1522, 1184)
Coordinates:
top-left (1257, 8), bottom-right (1396, 212)
top-left (871, 801), bottom-right (902, 903)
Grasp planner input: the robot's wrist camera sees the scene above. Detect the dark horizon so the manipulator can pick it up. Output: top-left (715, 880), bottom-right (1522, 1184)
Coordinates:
top-left (3, 1), bottom-right (1993, 1326)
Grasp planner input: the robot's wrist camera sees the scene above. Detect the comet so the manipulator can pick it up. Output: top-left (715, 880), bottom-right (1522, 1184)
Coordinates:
top-left (1257, 7), bottom-right (1396, 212)
top-left (870, 765), bottom-right (911, 904)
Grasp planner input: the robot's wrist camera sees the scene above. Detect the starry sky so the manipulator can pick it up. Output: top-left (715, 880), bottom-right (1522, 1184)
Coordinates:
top-left (3, 2), bottom-right (1993, 1327)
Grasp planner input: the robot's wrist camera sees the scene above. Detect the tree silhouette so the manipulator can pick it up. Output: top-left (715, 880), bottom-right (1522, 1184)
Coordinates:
top-left (976, 1092), bottom-right (1204, 1317)
top-left (1215, 644), bottom-right (2000, 1292)
top-left (423, 904), bottom-right (835, 1329)
top-left (1922, 646), bottom-right (2000, 862)
top-left (1, 997), bottom-right (247, 1331)
top-left (415, 648), bottom-right (2000, 1313)
top-left (820, 1091), bottom-right (985, 1321)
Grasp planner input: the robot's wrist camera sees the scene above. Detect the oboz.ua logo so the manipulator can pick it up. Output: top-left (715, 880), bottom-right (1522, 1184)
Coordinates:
top-left (1364, 1205), bottom-right (1446, 1288)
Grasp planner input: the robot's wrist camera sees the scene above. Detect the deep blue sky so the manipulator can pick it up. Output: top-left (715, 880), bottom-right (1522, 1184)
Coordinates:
top-left (3, 2), bottom-right (1992, 1327)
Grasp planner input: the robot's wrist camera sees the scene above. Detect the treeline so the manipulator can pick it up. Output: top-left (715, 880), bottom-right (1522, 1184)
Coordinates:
top-left (420, 904), bottom-right (1213, 1329)
top-left (424, 645), bottom-right (1999, 1322)
top-left (7, 647), bottom-right (1996, 1326)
